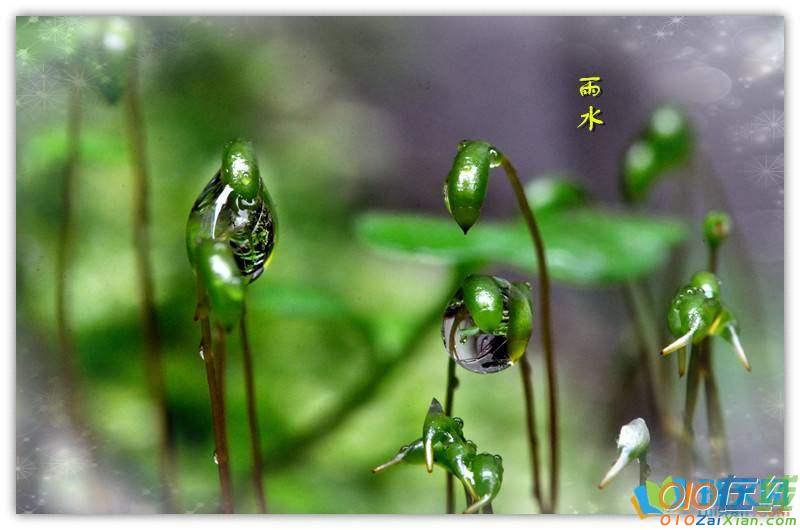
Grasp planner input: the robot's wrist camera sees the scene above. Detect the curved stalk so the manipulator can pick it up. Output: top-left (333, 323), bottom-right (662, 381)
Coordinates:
top-left (500, 156), bottom-right (558, 513)
top-left (240, 303), bottom-right (268, 513)
top-left (196, 285), bottom-right (234, 513)
top-left (123, 55), bottom-right (179, 512)
top-left (444, 356), bottom-right (458, 514)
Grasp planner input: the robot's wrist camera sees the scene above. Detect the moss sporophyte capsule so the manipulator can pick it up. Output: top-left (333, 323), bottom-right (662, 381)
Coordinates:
top-left (186, 139), bottom-right (278, 283)
top-left (442, 140), bottom-right (502, 234)
top-left (442, 275), bottom-right (533, 374)
top-left (373, 399), bottom-right (504, 514)
top-left (78, 17), bottom-right (136, 105)
top-left (704, 210), bottom-right (732, 249)
top-left (662, 271), bottom-right (750, 374)
top-left (598, 418), bottom-right (650, 489)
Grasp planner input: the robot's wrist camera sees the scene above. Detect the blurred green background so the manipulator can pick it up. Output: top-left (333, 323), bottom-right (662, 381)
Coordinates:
top-left (16, 16), bottom-right (784, 514)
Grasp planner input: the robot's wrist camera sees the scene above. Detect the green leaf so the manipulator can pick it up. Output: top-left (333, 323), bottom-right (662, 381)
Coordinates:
top-left (354, 209), bottom-right (687, 285)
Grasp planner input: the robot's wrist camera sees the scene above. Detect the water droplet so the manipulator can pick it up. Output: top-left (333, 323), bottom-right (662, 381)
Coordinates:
top-left (213, 451), bottom-right (219, 465)
top-left (187, 171), bottom-right (277, 283)
top-left (198, 342), bottom-right (205, 361)
top-left (442, 277), bottom-right (516, 374)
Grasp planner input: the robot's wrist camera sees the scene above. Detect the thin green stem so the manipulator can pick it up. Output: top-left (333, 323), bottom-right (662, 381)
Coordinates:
top-left (240, 303), bottom-right (268, 513)
top-left (519, 356), bottom-right (544, 511)
top-left (123, 54), bottom-right (179, 512)
top-left (639, 455), bottom-right (650, 487)
top-left (702, 245), bottom-right (730, 475)
top-left (444, 356), bottom-right (457, 514)
top-left (500, 156), bottom-right (558, 513)
top-left (681, 346), bottom-right (702, 478)
top-left (197, 285), bottom-right (234, 513)
top-left (55, 81), bottom-right (83, 430)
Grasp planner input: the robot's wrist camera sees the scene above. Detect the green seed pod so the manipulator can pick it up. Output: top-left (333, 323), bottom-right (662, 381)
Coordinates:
top-left (709, 306), bottom-right (751, 372)
top-left (443, 439), bottom-right (479, 499)
top-left (689, 271), bottom-right (721, 300)
top-left (663, 284), bottom-right (721, 375)
top-left (443, 140), bottom-right (501, 234)
top-left (462, 275), bottom-right (504, 333)
top-left (422, 398), bottom-right (464, 473)
top-left (704, 210), bottom-right (732, 249)
top-left (442, 276), bottom-right (533, 374)
top-left (463, 453), bottom-right (504, 514)
top-left (645, 105), bottom-right (692, 171)
top-left (524, 175), bottom-right (588, 215)
top-left (186, 139), bottom-right (278, 283)
top-left (195, 240), bottom-right (245, 331)
top-left (221, 139), bottom-right (262, 200)
top-left (621, 139), bottom-right (659, 203)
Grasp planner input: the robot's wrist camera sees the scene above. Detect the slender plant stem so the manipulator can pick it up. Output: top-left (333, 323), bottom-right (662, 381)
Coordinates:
top-left (123, 55), bottom-right (179, 512)
top-left (519, 356), bottom-right (545, 511)
top-left (500, 156), bottom-right (558, 513)
top-left (623, 282), bottom-right (673, 436)
top-left (681, 347), bottom-right (702, 478)
top-left (444, 356), bottom-right (458, 514)
top-left (702, 245), bottom-right (730, 475)
top-left (639, 455), bottom-right (649, 487)
top-left (197, 286), bottom-right (234, 513)
top-left (55, 82), bottom-right (83, 430)
top-left (240, 303), bottom-right (268, 513)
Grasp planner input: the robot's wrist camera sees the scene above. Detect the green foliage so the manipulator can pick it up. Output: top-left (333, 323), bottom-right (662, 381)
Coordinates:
top-left (355, 209), bottom-right (687, 285)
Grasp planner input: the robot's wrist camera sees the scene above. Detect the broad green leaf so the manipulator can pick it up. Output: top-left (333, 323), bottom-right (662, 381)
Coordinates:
top-left (354, 210), bottom-right (687, 285)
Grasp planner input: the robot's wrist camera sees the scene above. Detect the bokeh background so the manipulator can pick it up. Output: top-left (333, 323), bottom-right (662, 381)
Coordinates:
top-left (16, 16), bottom-right (784, 514)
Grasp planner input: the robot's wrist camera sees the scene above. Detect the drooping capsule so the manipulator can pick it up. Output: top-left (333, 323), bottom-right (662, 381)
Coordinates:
top-left (621, 140), bottom-right (659, 203)
top-left (663, 282), bottom-right (721, 376)
top-left (443, 140), bottom-right (501, 234)
top-left (463, 453), bottom-right (504, 514)
top-left (186, 139), bottom-right (278, 283)
top-left (598, 418), bottom-right (650, 489)
top-left (442, 276), bottom-right (533, 374)
top-left (704, 210), bottom-right (732, 249)
top-left (194, 239), bottom-right (245, 331)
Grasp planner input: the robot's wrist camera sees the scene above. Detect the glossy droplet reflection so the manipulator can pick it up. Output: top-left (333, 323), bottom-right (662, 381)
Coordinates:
top-left (441, 276), bottom-right (531, 374)
top-left (186, 170), bottom-right (277, 283)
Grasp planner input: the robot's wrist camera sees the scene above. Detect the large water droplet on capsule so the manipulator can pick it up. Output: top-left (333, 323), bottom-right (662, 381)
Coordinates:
top-left (186, 171), bottom-right (277, 283)
top-left (442, 278), bottom-right (517, 374)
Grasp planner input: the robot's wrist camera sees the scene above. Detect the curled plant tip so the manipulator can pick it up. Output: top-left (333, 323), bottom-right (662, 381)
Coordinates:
top-left (194, 240), bottom-right (245, 331)
top-left (463, 453), bottom-right (503, 514)
top-left (678, 346), bottom-right (688, 378)
top-left (598, 418), bottom-right (650, 489)
top-left (442, 140), bottom-right (501, 233)
top-left (661, 324), bottom-right (697, 357)
top-left (372, 440), bottom-right (424, 474)
top-left (523, 175), bottom-right (588, 215)
top-left (710, 307), bottom-right (751, 372)
top-left (704, 210), bottom-right (731, 249)
top-left (441, 276), bottom-right (533, 374)
top-left (186, 139), bottom-right (278, 283)
top-left (422, 398), bottom-right (463, 473)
